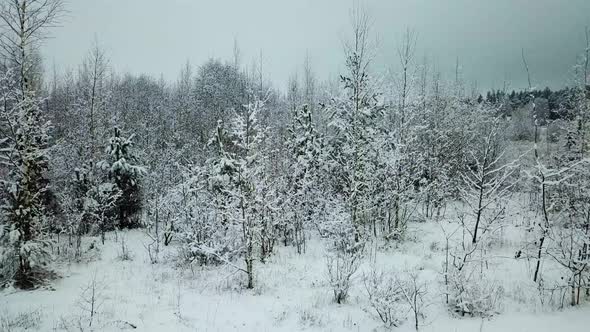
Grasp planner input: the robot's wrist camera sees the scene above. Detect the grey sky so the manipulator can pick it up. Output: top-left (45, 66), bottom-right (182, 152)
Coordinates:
top-left (44, 0), bottom-right (590, 92)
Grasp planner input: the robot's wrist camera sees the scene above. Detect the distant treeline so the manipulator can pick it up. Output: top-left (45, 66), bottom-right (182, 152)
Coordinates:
top-left (479, 85), bottom-right (590, 121)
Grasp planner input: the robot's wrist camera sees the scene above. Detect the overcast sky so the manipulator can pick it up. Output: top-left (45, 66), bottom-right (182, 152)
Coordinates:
top-left (43, 0), bottom-right (590, 92)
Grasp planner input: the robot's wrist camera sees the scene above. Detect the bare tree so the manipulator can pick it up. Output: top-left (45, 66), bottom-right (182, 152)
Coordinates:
top-left (344, 3), bottom-right (374, 118)
top-left (77, 272), bottom-right (105, 328)
top-left (232, 36), bottom-right (241, 71)
top-left (521, 48), bottom-right (548, 284)
top-left (459, 119), bottom-right (518, 244)
top-left (396, 28), bottom-right (417, 130)
top-left (77, 39), bottom-right (109, 164)
top-left (0, 0), bottom-right (65, 94)
top-left (398, 271), bottom-right (429, 331)
top-left (418, 55), bottom-right (429, 113)
top-left (337, 3), bottom-right (381, 233)
top-left (302, 53), bottom-right (316, 109)
top-left (584, 26), bottom-right (589, 87)
top-left (287, 71), bottom-right (300, 112)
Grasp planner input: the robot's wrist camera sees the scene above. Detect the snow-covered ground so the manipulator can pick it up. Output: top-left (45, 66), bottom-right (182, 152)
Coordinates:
top-left (1, 207), bottom-right (588, 332)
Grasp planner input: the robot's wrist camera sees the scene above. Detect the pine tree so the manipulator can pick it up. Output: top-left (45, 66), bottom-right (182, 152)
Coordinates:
top-left (0, 85), bottom-right (53, 288)
top-left (99, 127), bottom-right (145, 229)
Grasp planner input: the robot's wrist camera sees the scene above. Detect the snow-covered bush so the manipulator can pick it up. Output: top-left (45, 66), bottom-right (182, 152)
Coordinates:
top-left (87, 182), bottom-right (121, 242)
top-left (171, 163), bottom-right (244, 268)
top-left (363, 269), bottom-right (405, 327)
top-left (447, 266), bottom-right (504, 317)
top-left (116, 236), bottom-right (133, 261)
top-left (298, 307), bottom-right (325, 328)
top-left (324, 210), bottom-right (365, 304)
top-left (364, 268), bottom-right (429, 329)
top-left (326, 249), bottom-right (363, 304)
top-left (179, 214), bottom-right (244, 267)
top-left (445, 218), bottom-right (504, 317)
top-left (0, 308), bottom-right (42, 331)
top-left (0, 227), bottom-right (53, 288)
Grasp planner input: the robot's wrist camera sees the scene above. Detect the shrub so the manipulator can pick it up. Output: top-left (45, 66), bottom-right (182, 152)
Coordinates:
top-left (363, 269), bottom-right (405, 327)
top-left (448, 267), bottom-right (504, 317)
top-left (324, 215), bottom-right (364, 304)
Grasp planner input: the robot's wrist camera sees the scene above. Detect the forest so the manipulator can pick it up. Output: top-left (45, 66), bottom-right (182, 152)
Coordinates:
top-left (1, 1), bottom-right (590, 331)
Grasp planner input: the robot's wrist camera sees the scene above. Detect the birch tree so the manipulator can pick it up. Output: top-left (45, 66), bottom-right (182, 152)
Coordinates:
top-left (0, 0), bottom-right (65, 94)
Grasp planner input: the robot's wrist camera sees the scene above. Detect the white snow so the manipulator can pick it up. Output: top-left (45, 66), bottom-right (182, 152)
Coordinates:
top-left (1, 199), bottom-right (587, 331)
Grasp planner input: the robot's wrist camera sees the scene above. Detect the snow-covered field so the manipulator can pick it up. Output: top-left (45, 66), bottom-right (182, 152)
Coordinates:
top-left (3, 0), bottom-right (590, 330)
top-left (1, 203), bottom-right (588, 332)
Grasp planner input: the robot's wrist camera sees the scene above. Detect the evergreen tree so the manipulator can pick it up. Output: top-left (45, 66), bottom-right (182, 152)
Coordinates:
top-left (99, 127), bottom-right (145, 229)
top-left (0, 85), bottom-right (53, 288)
top-left (285, 104), bottom-right (322, 253)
